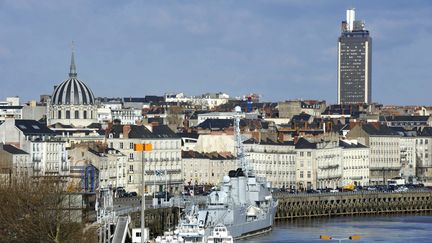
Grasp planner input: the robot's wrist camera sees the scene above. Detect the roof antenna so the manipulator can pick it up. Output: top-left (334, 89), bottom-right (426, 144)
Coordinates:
top-left (69, 41), bottom-right (77, 78)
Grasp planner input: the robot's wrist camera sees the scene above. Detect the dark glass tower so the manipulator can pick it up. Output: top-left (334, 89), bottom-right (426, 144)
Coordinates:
top-left (337, 9), bottom-right (372, 104)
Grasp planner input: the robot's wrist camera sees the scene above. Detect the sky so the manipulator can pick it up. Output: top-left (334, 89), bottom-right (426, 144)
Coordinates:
top-left (0, 0), bottom-right (431, 105)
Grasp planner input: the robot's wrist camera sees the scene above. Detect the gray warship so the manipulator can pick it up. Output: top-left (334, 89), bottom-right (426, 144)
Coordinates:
top-left (175, 106), bottom-right (278, 242)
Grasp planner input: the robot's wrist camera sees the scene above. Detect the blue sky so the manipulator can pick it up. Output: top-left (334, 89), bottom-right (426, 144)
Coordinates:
top-left (0, 0), bottom-right (431, 105)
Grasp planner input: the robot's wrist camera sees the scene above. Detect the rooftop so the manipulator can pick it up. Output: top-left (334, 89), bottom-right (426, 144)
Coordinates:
top-left (0, 144), bottom-right (28, 155)
top-left (108, 124), bottom-right (178, 139)
top-left (361, 123), bottom-right (399, 136)
top-left (295, 138), bottom-right (317, 149)
top-left (15, 120), bottom-right (55, 135)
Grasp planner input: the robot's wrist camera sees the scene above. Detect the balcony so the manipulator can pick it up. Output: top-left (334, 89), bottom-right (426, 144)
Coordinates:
top-left (318, 175), bottom-right (342, 180)
top-left (318, 164), bottom-right (339, 170)
top-left (33, 163), bottom-right (41, 171)
top-left (61, 163), bottom-right (69, 171)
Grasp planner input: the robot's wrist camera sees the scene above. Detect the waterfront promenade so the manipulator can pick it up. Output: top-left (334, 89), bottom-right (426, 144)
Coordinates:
top-left (274, 190), bottom-right (432, 220)
top-left (114, 190), bottom-right (432, 236)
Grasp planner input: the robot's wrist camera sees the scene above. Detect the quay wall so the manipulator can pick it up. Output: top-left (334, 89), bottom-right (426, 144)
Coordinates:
top-left (274, 191), bottom-right (432, 220)
top-left (130, 207), bottom-right (180, 238)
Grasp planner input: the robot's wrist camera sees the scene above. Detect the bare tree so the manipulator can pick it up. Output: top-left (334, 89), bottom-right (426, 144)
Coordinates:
top-left (0, 177), bottom-right (95, 243)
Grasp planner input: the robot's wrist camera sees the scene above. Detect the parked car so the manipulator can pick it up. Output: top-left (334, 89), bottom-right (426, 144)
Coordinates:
top-left (306, 189), bottom-right (319, 194)
top-left (289, 189), bottom-right (298, 194)
top-left (330, 189), bottom-right (339, 193)
top-left (395, 186), bottom-right (409, 192)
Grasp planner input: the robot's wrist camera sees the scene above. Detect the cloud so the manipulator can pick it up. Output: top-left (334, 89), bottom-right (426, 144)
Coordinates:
top-left (0, 0), bottom-right (430, 105)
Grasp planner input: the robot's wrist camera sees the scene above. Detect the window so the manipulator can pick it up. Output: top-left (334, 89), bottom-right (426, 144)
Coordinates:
top-left (120, 142), bottom-right (124, 149)
top-left (129, 165), bottom-right (133, 172)
top-left (300, 171), bottom-right (304, 178)
top-left (307, 171), bottom-right (311, 178)
top-left (58, 110), bottom-right (61, 119)
top-left (75, 110), bottom-right (79, 119)
top-left (300, 152), bottom-right (304, 156)
top-left (426, 140), bottom-right (429, 145)
top-left (129, 153), bottom-right (134, 160)
top-left (130, 143), bottom-right (134, 149)
top-left (83, 111), bottom-right (87, 119)
top-left (307, 152), bottom-right (311, 157)
top-left (109, 142), bottom-right (113, 148)
top-left (66, 110), bottom-right (70, 119)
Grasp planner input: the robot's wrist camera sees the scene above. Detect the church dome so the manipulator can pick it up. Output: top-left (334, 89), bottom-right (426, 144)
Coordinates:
top-left (51, 51), bottom-right (95, 105)
top-left (52, 77), bottom-right (95, 105)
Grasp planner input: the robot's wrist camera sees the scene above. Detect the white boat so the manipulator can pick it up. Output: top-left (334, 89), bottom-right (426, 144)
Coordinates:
top-left (155, 231), bottom-right (184, 243)
top-left (207, 224), bottom-right (234, 243)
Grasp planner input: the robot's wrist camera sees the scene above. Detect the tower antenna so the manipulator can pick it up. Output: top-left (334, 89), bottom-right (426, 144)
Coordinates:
top-left (234, 106), bottom-right (250, 176)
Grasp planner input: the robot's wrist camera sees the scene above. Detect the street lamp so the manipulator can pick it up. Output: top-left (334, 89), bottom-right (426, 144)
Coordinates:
top-left (134, 143), bottom-right (153, 243)
top-left (320, 235), bottom-right (361, 243)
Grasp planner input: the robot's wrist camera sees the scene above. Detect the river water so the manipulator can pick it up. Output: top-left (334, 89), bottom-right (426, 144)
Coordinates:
top-left (238, 214), bottom-right (432, 242)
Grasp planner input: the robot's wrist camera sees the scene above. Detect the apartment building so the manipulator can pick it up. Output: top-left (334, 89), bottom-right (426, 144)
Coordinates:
top-left (244, 139), bottom-right (296, 189)
top-left (181, 151), bottom-right (236, 186)
top-left (0, 118), bottom-right (69, 178)
top-left (340, 140), bottom-right (370, 187)
top-left (347, 123), bottom-right (400, 185)
top-left (105, 124), bottom-right (182, 194)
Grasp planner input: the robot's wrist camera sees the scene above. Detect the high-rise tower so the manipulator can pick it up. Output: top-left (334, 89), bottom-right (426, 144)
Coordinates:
top-left (337, 8), bottom-right (372, 104)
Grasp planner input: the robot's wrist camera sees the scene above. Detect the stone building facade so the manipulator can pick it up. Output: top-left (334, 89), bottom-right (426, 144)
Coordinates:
top-left (105, 124), bottom-right (182, 194)
top-left (244, 139), bottom-right (296, 189)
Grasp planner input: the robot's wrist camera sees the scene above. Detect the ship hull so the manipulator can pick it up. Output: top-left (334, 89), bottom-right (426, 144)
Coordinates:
top-left (227, 203), bottom-right (277, 239)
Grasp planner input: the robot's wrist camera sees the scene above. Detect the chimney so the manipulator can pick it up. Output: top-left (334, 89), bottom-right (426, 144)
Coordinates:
top-left (105, 122), bottom-right (113, 137)
top-left (123, 125), bottom-right (131, 139)
top-left (293, 135), bottom-right (299, 144)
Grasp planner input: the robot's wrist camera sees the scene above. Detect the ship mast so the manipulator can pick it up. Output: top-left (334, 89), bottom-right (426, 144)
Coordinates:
top-left (234, 106), bottom-right (250, 176)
